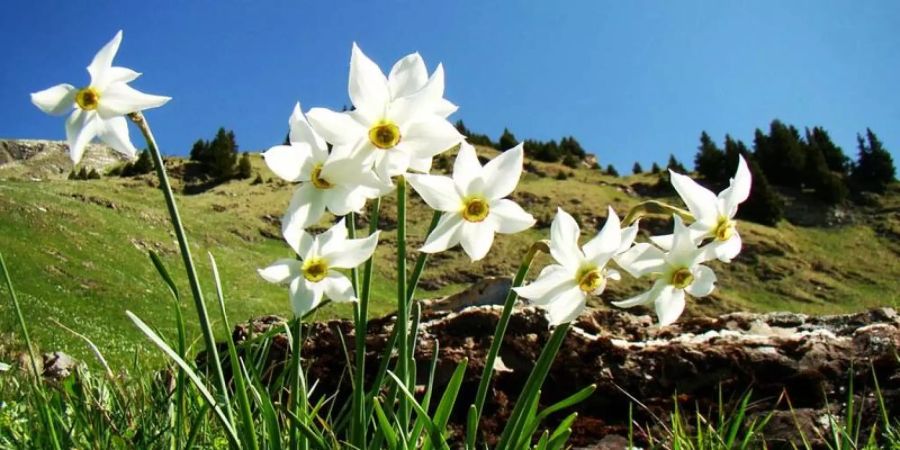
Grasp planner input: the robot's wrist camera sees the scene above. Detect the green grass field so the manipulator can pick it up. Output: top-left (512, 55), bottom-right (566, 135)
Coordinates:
top-left (1, 144), bottom-right (898, 366)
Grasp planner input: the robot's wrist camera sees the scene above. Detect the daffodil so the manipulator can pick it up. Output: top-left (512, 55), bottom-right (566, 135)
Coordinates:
top-left (263, 103), bottom-right (386, 245)
top-left (652, 156), bottom-right (752, 262)
top-left (613, 215), bottom-right (718, 326)
top-left (406, 143), bottom-right (535, 261)
top-left (514, 208), bottom-right (634, 326)
top-left (307, 43), bottom-right (462, 182)
top-left (258, 218), bottom-right (379, 315)
top-left (30, 30), bottom-right (170, 164)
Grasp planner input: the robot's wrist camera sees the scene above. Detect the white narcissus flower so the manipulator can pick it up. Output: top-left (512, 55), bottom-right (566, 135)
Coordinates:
top-left (258, 218), bottom-right (379, 315)
top-left (263, 103), bottom-right (387, 245)
top-left (514, 208), bottom-right (635, 326)
top-left (307, 43), bottom-right (462, 182)
top-left (613, 215), bottom-right (718, 326)
top-left (30, 30), bottom-right (170, 164)
top-left (406, 143), bottom-right (535, 261)
top-left (652, 156), bottom-right (752, 262)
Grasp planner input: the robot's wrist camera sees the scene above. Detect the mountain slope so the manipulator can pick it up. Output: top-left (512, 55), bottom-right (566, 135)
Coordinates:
top-left (1, 139), bottom-right (898, 365)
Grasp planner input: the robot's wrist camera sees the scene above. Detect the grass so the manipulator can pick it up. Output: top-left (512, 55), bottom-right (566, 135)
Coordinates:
top-left (1, 144), bottom-right (899, 367)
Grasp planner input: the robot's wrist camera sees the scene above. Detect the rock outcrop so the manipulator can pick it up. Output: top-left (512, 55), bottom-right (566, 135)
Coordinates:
top-left (214, 304), bottom-right (900, 448)
top-left (0, 139), bottom-right (129, 179)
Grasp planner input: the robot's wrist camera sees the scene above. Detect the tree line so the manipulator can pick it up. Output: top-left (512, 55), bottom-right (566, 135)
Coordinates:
top-left (454, 121), bottom-right (589, 168)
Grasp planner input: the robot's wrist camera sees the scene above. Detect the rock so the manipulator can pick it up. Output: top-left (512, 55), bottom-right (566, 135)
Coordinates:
top-left (0, 139), bottom-right (130, 179)
top-left (42, 351), bottom-right (79, 381)
top-left (420, 277), bottom-right (512, 313)
top-left (208, 306), bottom-right (900, 448)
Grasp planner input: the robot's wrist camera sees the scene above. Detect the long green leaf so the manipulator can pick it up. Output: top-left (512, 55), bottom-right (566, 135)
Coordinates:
top-left (386, 371), bottom-right (448, 450)
top-left (423, 358), bottom-right (469, 450)
top-left (126, 311), bottom-right (241, 448)
top-left (372, 400), bottom-right (399, 450)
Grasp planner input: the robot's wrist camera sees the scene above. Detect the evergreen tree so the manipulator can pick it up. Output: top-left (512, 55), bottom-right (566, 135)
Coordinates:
top-left (498, 128), bottom-right (518, 150)
top-left (738, 155), bottom-right (783, 226)
top-left (650, 162), bottom-right (661, 174)
top-left (851, 128), bottom-right (896, 194)
top-left (605, 164), bottom-right (619, 177)
top-left (758, 120), bottom-right (806, 187)
top-left (77, 167), bottom-right (89, 180)
top-left (632, 162), bottom-right (643, 174)
top-left (237, 152), bottom-right (253, 179)
top-left (806, 127), bottom-right (848, 174)
top-left (559, 136), bottom-right (586, 158)
top-left (666, 154), bottom-right (687, 173)
top-left (209, 127), bottom-right (238, 179)
top-left (132, 149), bottom-right (154, 175)
top-left (694, 131), bottom-right (726, 182)
top-left (189, 139), bottom-right (208, 162)
top-left (562, 153), bottom-right (581, 168)
top-left (87, 168), bottom-right (101, 180)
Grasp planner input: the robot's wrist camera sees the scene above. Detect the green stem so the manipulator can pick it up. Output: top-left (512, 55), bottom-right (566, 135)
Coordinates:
top-left (396, 176), bottom-right (410, 432)
top-left (0, 252), bottom-right (61, 450)
top-left (621, 199), bottom-right (694, 226)
top-left (468, 240), bottom-right (547, 446)
top-left (496, 323), bottom-right (571, 450)
top-left (210, 253), bottom-right (259, 450)
top-left (289, 318), bottom-right (309, 450)
top-left (127, 112), bottom-right (233, 422)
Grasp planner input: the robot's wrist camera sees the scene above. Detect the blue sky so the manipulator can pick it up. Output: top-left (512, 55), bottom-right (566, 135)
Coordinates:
top-left (1, 1), bottom-right (898, 172)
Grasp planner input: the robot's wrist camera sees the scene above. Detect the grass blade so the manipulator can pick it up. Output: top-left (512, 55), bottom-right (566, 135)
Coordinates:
top-left (125, 310), bottom-right (240, 447)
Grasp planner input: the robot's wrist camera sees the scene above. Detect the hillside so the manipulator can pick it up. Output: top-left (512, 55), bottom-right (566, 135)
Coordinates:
top-left (0, 139), bottom-right (898, 366)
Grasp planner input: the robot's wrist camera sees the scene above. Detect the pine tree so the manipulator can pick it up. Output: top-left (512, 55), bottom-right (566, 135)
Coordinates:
top-left (77, 167), bottom-right (89, 180)
top-left (851, 128), bottom-right (896, 194)
top-left (632, 162), bottom-right (643, 174)
top-left (132, 149), bottom-right (154, 175)
top-left (209, 127), bottom-right (238, 179)
top-left (559, 136), bottom-right (586, 158)
top-left (738, 155), bottom-right (783, 226)
top-left (807, 127), bottom-right (848, 174)
top-left (694, 131), bottom-right (726, 182)
top-left (605, 164), bottom-right (619, 177)
top-left (237, 152), bottom-right (253, 179)
top-left (667, 154), bottom-right (687, 173)
top-left (498, 128), bottom-right (518, 150)
top-left (189, 139), bottom-right (208, 162)
top-left (759, 120), bottom-right (806, 187)
top-left (87, 168), bottom-right (101, 180)
top-left (650, 162), bottom-right (661, 174)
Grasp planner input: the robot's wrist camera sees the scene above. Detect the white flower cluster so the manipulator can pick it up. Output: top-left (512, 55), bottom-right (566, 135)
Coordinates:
top-left (516, 157), bottom-right (752, 326)
top-left (257, 43), bottom-right (540, 315)
top-left (30, 33), bottom-right (752, 326)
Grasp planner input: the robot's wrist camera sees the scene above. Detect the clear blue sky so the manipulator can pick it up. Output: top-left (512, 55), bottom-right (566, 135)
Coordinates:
top-left (2, 1), bottom-right (898, 172)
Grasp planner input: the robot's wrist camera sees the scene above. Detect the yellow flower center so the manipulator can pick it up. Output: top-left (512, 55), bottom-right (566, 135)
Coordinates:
top-left (461, 197), bottom-right (490, 223)
top-left (301, 257), bottom-right (329, 283)
top-left (576, 266), bottom-right (606, 293)
top-left (368, 120), bottom-right (401, 149)
top-left (310, 164), bottom-right (333, 189)
top-left (714, 217), bottom-right (735, 242)
top-left (75, 87), bottom-right (101, 111)
top-left (670, 268), bottom-right (694, 289)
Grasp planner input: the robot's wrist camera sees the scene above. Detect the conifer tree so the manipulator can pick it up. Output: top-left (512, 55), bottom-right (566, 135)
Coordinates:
top-left (498, 128), bottom-right (518, 150)
top-left (238, 152), bottom-right (253, 179)
top-left (738, 154), bottom-right (783, 226)
top-left (851, 128), bottom-right (896, 194)
top-left (694, 131), bottom-right (725, 182)
top-left (632, 162), bottom-right (643, 174)
top-left (650, 162), bottom-right (661, 174)
top-left (606, 164), bottom-right (619, 177)
top-left (132, 149), bottom-right (154, 175)
top-left (667, 154), bottom-right (687, 173)
top-left (806, 127), bottom-right (848, 174)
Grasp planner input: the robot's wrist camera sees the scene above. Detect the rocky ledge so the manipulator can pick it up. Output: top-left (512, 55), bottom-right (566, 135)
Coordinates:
top-left (213, 297), bottom-right (899, 449)
top-left (0, 139), bottom-right (127, 179)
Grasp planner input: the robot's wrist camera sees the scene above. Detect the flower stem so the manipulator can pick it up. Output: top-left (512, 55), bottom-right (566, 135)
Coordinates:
top-left (396, 176), bottom-right (410, 431)
top-left (468, 240), bottom-right (548, 445)
top-left (127, 112), bottom-right (233, 423)
top-left (622, 199), bottom-right (694, 226)
top-left (495, 322), bottom-right (571, 450)
top-left (349, 201), bottom-right (379, 449)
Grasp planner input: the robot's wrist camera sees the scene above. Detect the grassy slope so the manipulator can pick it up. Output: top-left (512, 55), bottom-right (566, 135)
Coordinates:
top-left (1, 144), bottom-right (898, 366)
